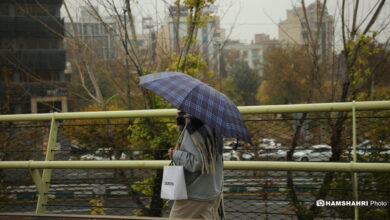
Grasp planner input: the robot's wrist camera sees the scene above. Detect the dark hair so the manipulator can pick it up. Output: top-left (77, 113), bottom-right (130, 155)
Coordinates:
top-left (177, 112), bottom-right (205, 134)
top-left (176, 111), bottom-right (186, 130)
top-left (185, 115), bottom-right (223, 155)
top-left (185, 116), bottom-right (204, 134)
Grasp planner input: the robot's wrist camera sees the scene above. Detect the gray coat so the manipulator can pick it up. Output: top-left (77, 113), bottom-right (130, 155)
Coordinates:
top-left (172, 128), bottom-right (223, 201)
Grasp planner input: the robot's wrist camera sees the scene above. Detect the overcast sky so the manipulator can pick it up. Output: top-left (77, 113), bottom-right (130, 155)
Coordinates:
top-left (217, 0), bottom-right (295, 43)
top-left (127, 0), bottom-right (307, 43)
top-left (63, 0), bottom-right (390, 44)
top-left (220, 0), bottom-right (390, 44)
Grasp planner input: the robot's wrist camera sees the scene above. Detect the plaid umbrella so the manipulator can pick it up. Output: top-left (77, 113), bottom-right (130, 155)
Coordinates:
top-left (139, 72), bottom-right (251, 143)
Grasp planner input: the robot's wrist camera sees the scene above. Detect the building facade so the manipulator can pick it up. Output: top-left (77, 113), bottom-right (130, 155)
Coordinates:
top-left (278, 1), bottom-right (334, 57)
top-left (254, 33), bottom-right (279, 51)
top-left (158, 5), bottom-right (225, 63)
top-left (0, 0), bottom-right (66, 114)
top-left (224, 41), bottom-right (264, 76)
top-left (64, 6), bottom-right (119, 60)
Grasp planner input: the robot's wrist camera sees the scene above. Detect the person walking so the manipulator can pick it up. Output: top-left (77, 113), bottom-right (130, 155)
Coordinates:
top-left (168, 112), bottom-right (224, 220)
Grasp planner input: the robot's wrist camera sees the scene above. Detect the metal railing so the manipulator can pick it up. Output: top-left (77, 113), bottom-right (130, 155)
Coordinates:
top-left (1, 100), bottom-right (390, 219)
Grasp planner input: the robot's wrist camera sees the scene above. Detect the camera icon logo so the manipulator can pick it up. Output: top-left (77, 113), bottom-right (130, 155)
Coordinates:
top-left (316, 200), bottom-right (325, 207)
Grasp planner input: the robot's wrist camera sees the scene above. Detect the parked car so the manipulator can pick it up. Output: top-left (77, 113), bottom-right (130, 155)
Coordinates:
top-left (355, 140), bottom-right (372, 156)
top-left (293, 145), bottom-right (332, 162)
top-left (258, 147), bottom-right (287, 161)
top-left (343, 140), bottom-right (373, 160)
top-left (278, 146), bottom-right (309, 161)
top-left (223, 146), bottom-right (240, 161)
top-left (379, 150), bottom-right (390, 161)
top-left (259, 138), bottom-right (279, 148)
top-left (241, 150), bottom-right (255, 160)
top-left (294, 146), bottom-right (309, 153)
top-left (80, 148), bottom-right (126, 160)
top-left (224, 140), bottom-right (254, 160)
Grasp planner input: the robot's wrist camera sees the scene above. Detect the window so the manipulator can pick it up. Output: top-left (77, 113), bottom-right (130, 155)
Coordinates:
top-left (252, 49), bottom-right (260, 57)
top-left (93, 24), bottom-right (100, 35)
top-left (82, 24), bottom-right (88, 35)
top-left (86, 24), bottom-right (93, 35)
top-left (242, 50), bottom-right (248, 58)
top-left (37, 101), bottom-right (62, 113)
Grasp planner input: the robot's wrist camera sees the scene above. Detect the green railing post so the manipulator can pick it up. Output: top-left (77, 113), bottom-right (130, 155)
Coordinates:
top-left (35, 115), bottom-right (58, 213)
top-left (29, 167), bottom-right (44, 196)
top-left (351, 101), bottom-right (359, 220)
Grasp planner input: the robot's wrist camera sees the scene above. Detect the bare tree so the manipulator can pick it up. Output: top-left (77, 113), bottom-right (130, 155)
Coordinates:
top-left (282, 1), bottom-right (388, 219)
top-left (62, 0), bottom-right (219, 216)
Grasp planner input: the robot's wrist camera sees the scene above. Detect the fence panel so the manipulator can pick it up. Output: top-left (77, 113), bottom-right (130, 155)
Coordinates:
top-left (1, 103), bottom-right (389, 219)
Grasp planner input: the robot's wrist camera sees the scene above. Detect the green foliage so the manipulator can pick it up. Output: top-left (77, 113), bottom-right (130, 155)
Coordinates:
top-left (128, 118), bottom-right (178, 159)
top-left (183, 0), bottom-right (216, 28)
top-left (0, 123), bottom-right (44, 161)
top-left (329, 86), bottom-right (390, 218)
top-left (223, 61), bottom-right (261, 106)
top-left (127, 118), bottom-right (177, 216)
top-left (130, 1), bottom-right (218, 215)
top-left (356, 86), bottom-right (390, 143)
top-left (184, 0), bottom-right (216, 7)
top-left (330, 172), bottom-right (390, 219)
top-left (89, 199), bottom-right (106, 215)
top-left (167, 52), bottom-right (211, 78)
top-left (221, 77), bottom-right (243, 104)
top-left (257, 46), bottom-right (310, 104)
top-left (131, 176), bottom-right (154, 196)
top-left (346, 31), bottom-right (380, 86)
top-left (63, 105), bottom-right (128, 153)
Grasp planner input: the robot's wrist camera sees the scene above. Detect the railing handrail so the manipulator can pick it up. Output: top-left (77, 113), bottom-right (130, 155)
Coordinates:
top-left (1, 160), bottom-right (389, 173)
top-left (1, 100), bottom-right (389, 218)
top-left (0, 100), bottom-right (389, 121)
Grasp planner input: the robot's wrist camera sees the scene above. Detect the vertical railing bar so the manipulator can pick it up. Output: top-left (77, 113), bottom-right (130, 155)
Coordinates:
top-left (29, 168), bottom-right (44, 196)
top-left (352, 101), bottom-right (359, 220)
top-left (35, 113), bottom-right (58, 213)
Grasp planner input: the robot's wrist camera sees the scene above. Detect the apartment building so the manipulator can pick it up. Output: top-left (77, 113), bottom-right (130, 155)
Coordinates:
top-left (278, 1), bottom-right (334, 58)
top-left (0, 0), bottom-right (66, 114)
top-left (64, 6), bottom-right (119, 60)
top-left (158, 5), bottom-right (225, 63)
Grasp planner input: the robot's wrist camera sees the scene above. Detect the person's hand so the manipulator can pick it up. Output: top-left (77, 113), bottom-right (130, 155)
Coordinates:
top-left (168, 148), bottom-right (177, 160)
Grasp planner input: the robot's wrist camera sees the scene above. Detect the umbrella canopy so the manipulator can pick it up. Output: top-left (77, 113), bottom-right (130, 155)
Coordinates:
top-left (139, 72), bottom-right (251, 143)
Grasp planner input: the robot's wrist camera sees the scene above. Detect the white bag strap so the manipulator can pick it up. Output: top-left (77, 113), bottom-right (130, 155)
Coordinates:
top-left (176, 125), bottom-right (187, 149)
top-left (171, 125), bottom-right (187, 166)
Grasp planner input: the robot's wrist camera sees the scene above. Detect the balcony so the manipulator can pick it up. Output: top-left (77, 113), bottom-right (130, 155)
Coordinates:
top-left (0, 49), bottom-right (65, 71)
top-left (23, 82), bottom-right (68, 97)
top-left (0, 82), bottom-right (67, 101)
top-left (0, 16), bottom-right (64, 38)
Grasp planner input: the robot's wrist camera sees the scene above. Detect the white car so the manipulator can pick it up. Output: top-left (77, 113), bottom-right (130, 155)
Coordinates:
top-left (343, 140), bottom-right (373, 159)
top-left (80, 148), bottom-right (126, 160)
top-left (379, 150), bottom-right (390, 161)
top-left (223, 146), bottom-right (240, 161)
top-left (258, 147), bottom-right (286, 161)
top-left (241, 151), bottom-right (255, 160)
top-left (293, 145), bottom-right (332, 162)
top-left (258, 138), bottom-right (278, 148)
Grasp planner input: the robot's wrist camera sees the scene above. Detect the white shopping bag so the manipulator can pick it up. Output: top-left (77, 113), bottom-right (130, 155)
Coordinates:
top-left (161, 165), bottom-right (188, 200)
